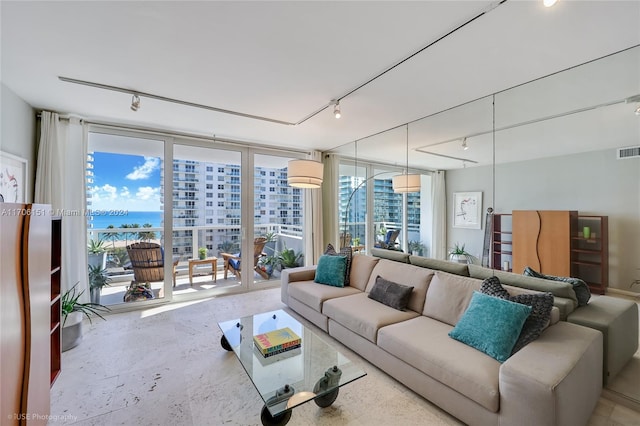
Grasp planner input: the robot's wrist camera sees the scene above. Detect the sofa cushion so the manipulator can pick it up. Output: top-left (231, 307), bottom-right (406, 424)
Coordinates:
top-left (449, 292), bottom-right (532, 363)
top-left (324, 243), bottom-right (353, 286)
top-left (409, 255), bottom-right (470, 276)
top-left (481, 276), bottom-right (554, 354)
top-left (368, 275), bottom-right (413, 311)
top-left (468, 264), bottom-right (578, 310)
top-left (378, 316), bottom-right (501, 412)
top-left (365, 259), bottom-right (434, 313)
top-left (322, 293), bottom-right (419, 343)
top-left (349, 254), bottom-right (380, 291)
top-left (422, 271), bottom-right (482, 325)
top-left (288, 281), bottom-right (361, 312)
top-left (370, 247), bottom-right (410, 263)
top-left (314, 254), bottom-right (347, 287)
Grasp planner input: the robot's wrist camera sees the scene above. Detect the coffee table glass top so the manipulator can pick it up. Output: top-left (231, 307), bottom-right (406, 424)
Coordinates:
top-left (218, 309), bottom-right (366, 417)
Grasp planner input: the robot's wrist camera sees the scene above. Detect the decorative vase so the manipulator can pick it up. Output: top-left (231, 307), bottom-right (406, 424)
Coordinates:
top-left (583, 226), bottom-right (591, 239)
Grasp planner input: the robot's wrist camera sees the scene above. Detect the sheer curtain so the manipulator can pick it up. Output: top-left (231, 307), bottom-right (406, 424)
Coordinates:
top-left (430, 170), bottom-right (447, 259)
top-left (304, 150), bottom-right (324, 265)
top-left (35, 112), bottom-right (88, 298)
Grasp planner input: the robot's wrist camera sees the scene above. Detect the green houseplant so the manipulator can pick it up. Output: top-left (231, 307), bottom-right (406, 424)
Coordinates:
top-left (198, 247), bottom-right (208, 260)
top-left (88, 264), bottom-right (111, 304)
top-left (61, 283), bottom-right (109, 351)
top-left (409, 240), bottom-right (426, 256)
top-left (278, 245), bottom-right (303, 269)
top-left (87, 238), bottom-right (107, 269)
top-left (448, 242), bottom-right (477, 264)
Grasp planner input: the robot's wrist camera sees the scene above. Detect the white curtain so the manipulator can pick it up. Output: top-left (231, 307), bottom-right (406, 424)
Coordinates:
top-left (35, 113), bottom-right (88, 299)
top-left (304, 150), bottom-right (324, 265)
top-left (321, 153), bottom-right (339, 249)
top-left (431, 170), bottom-right (447, 259)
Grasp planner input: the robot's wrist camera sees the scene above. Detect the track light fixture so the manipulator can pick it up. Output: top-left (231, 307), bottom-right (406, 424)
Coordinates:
top-left (333, 100), bottom-right (341, 119)
top-left (635, 105), bottom-right (640, 116)
top-left (130, 94), bottom-right (141, 112)
top-left (462, 137), bottom-right (469, 150)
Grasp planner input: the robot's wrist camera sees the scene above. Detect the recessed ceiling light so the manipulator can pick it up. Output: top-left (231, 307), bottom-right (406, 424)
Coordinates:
top-left (543, 0), bottom-right (558, 7)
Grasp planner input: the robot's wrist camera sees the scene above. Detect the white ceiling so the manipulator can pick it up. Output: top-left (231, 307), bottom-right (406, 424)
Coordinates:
top-left (2, 1), bottom-right (639, 170)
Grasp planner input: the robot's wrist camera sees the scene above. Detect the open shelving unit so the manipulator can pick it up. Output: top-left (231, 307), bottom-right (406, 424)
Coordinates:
top-left (571, 215), bottom-right (608, 295)
top-left (50, 217), bottom-right (62, 386)
top-left (491, 213), bottom-right (513, 271)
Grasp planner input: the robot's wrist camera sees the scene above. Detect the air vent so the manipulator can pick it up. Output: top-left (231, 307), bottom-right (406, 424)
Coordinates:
top-left (617, 146), bottom-right (640, 160)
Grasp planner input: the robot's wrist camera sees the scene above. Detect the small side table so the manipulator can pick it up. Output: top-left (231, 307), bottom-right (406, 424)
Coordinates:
top-left (188, 257), bottom-right (218, 286)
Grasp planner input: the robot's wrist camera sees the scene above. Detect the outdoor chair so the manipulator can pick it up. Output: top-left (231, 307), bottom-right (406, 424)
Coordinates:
top-left (126, 242), bottom-right (179, 287)
top-left (220, 237), bottom-right (268, 280)
top-left (375, 229), bottom-right (400, 250)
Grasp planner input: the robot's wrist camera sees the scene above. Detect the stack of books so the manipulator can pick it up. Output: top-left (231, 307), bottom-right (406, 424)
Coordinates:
top-left (253, 327), bottom-right (301, 358)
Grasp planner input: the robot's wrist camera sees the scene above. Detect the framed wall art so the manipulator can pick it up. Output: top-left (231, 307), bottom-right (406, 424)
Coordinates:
top-left (452, 191), bottom-right (482, 229)
top-left (0, 151), bottom-right (28, 203)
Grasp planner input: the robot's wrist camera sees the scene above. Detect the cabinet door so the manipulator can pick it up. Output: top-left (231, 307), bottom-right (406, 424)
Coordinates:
top-left (0, 204), bottom-right (27, 425)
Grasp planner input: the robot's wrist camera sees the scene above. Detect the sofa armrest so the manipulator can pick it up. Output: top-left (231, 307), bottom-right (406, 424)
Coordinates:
top-left (499, 321), bottom-right (602, 426)
top-left (281, 265), bottom-right (317, 304)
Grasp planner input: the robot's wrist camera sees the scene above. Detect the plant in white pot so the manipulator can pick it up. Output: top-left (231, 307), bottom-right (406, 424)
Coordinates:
top-left (408, 240), bottom-right (426, 256)
top-left (88, 264), bottom-right (111, 305)
top-left (87, 238), bottom-right (107, 269)
top-left (61, 283), bottom-right (109, 352)
top-left (448, 243), bottom-right (478, 264)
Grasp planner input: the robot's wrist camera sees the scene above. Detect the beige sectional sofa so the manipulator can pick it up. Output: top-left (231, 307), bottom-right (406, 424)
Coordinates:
top-left (280, 251), bottom-right (627, 426)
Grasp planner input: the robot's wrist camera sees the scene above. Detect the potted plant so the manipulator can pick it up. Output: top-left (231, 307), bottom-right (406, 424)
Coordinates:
top-left (448, 243), bottom-right (478, 264)
top-left (61, 283), bottom-right (109, 351)
top-left (88, 264), bottom-right (111, 304)
top-left (278, 245), bottom-right (303, 269)
top-left (263, 231), bottom-right (278, 255)
top-left (352, 237), bottom-right (361, 247)
top-left (198, 247), bottom-right (208, 260)
top-left (258, 254), bottom-right (281, 278)
top-left (87, 238), bottom-right (107, 269)
top-left (409, 240), bottom-right (426, 256)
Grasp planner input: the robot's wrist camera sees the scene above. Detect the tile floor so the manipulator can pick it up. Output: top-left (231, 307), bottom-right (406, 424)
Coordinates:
top-left (50, 288), bottom-right (640, 425)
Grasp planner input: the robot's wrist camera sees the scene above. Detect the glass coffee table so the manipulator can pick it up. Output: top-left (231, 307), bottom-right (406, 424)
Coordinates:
top-left (218, 309), bottom-right (366, 426)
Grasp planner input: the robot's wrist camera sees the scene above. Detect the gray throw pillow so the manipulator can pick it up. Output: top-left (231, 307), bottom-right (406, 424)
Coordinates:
top-left (368, 275), bottom-right (414, 311)
top-left (325, 243), bottom-right (352, 286)
top-left (481, 276), bottom-right (554, 354)
top-left (523, 266), bottom-right (591, 306)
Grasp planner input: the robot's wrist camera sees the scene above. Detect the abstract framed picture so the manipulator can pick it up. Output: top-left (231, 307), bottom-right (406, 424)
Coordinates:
top-left (452, 191), bottom-right (482, 229)
top-left (0, 151), bottom-right (28, 203)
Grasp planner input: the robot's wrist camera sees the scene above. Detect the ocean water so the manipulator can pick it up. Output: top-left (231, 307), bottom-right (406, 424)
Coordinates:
top-left (90, 211), bottom-right (162, 230)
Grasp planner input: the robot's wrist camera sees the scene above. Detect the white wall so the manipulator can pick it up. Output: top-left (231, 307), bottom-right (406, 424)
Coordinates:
top-left (447, 148), bottom-right (640, 292)
top-left (1, 83), bottom-right (36, 202)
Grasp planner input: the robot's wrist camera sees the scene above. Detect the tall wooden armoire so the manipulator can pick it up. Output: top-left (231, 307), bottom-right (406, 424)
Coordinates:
top-left (1, 203), bottom-right (52, 426)
top-left (512, 210), bottom-right (578, 276)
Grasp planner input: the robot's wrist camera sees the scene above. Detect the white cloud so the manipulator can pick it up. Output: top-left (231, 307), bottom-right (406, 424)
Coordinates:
top-left (120, 186), bottom-right (130, 197)
top-left (136, 186), bottom-right (160, 200)
top-left (126, 157), bottom-right (160, 180)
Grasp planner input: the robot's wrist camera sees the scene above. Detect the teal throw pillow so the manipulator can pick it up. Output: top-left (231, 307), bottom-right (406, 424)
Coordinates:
top-left (314, 254), bottom-right (347, 287)
top-left (449, 291), bottom-right (532, 363)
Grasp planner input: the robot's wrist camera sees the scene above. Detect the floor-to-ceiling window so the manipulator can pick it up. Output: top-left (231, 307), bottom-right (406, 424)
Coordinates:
top-left (87, 127), bottom-right (310, 308)
top-left (87, 130), bottom-right (167, 306)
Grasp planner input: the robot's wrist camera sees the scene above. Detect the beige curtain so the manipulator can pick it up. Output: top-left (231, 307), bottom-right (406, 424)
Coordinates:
top-left (321, 153), bottom-right (339, 251)
top-left (303, 150), bottom-right (325, 265)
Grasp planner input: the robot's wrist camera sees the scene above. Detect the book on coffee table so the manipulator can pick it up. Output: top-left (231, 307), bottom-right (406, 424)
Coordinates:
top-left (253, 327), bottom-right (301, 357)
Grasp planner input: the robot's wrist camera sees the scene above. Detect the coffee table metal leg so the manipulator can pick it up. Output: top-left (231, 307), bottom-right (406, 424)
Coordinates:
top-left (313, 365), bottom-right (342, 408)
top-left (221, 335), bottom-right (232, 351)
top-left (260, 406), bottom-right (291, 426)
top-left (261, 384), bottom-right (295, 426)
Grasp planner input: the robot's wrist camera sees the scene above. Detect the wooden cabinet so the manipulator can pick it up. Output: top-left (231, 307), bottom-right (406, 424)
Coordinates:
top-left (512, 210), bottom-right (578, 275)
top-left (51, 217), bottom-right (62, 385)
top-left (491, 213), bottom-right (513, 271)
top-left (1, 203), bottom-right (51, 425)
top-left (571, 215), bottom-right (608, 294)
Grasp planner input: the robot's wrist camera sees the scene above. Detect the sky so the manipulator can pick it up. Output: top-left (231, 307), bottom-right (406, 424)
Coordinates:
top-left (89, 152), bottom-right (161, 211)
